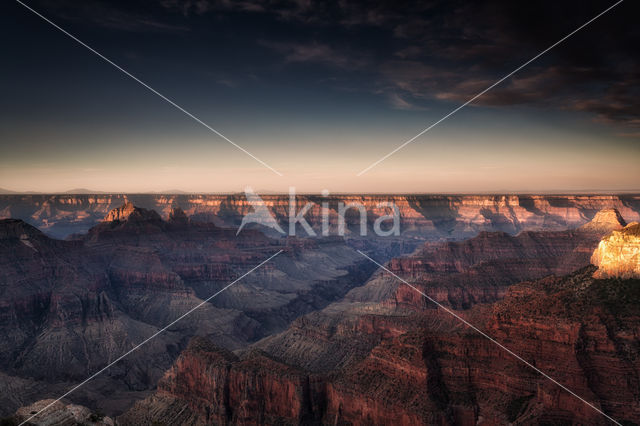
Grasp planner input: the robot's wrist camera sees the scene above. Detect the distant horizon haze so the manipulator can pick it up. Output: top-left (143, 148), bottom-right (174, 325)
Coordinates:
top-left (2, 187), bottom-right (640, 196)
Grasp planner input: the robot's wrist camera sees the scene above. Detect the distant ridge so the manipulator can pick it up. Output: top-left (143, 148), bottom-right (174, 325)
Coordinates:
top-left (1, 189), bottom-right (640, 195)
top-left (62, 188), bottom-right (106, 194)
top-left (0, 188), bottom-right (41, 194)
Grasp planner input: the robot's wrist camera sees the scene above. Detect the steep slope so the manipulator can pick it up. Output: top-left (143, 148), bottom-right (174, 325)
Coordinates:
top-left (121, 248), bottom-right (640, 425)
top-left (312, 266), bottom-right (640, 425)
top-left (356, 208), bottom-right (626, 310)
top-left (121, 271), bottom-right (640, 425)
top-left (120, 337), bottom-right (323, 426)
top-left (0, 218), bottom-right (212, 415)
top-left (0, 204), bottom-right (379, 417)
top-left (251, 209), bottom-right (626, 376)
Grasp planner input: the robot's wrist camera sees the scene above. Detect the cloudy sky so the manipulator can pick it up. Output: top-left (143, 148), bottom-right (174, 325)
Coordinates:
top-left (1, 0), bottom-right (638, 193)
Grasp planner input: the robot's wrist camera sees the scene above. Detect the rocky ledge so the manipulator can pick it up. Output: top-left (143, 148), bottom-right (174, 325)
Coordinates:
top-left (14, 399), bottom-right (114, 426)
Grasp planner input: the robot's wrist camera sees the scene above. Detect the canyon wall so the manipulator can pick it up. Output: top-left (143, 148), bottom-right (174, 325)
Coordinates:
top-left (1, 194), bottom-right (639, 238)
top-left (0, 204), bottom-right (380, 417)
top-left (121, 267), bottom-right (640, 425)
top-left (119, 212), bottom-right (640, 425)
top-left (6, 202), bottom-right (640, 424)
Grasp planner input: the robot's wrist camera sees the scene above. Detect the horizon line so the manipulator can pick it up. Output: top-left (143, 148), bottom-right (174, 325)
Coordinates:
top-left (2, 189), bottom-right (640, 196)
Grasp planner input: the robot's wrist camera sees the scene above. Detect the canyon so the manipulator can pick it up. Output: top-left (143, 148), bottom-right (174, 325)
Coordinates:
top-left (3, 196), bottom-right (639, 425)
top-left (1, 194), bottom-right (639, 239)
top-left (120, 210), bottom-right (636, 424)
top-left (0, 203), bottom-right (380, 418)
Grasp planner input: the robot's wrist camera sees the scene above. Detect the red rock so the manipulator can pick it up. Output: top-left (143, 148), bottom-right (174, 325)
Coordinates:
top-left (121, 234), bottom-right (640, 425)
top-left (0, 205), bottom-right (378, 417)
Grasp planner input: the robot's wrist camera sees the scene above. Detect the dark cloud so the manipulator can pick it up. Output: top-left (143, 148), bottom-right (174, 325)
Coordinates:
top-left (573, 81), bottom-right (640, 128)
top-left (38, 0), bottom-right (189, 32)
top-left (258, 40), bottom-right (369, 69)
top-left (355, 0), bottom-right (640, 132)
top-left (20, 0), bottom-right (640, 134)
top-left (160, 0), bottom-right (266, 16)
top-left (160, 0), bottom-right (639, 132)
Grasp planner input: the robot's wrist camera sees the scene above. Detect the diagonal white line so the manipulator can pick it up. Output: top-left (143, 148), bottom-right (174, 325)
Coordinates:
top-left (18, 249), bottom-right (283, 426)
top-left (356, 0), bottom-right (625, 176)
top-left (15, 0), bottom-right (283, 177)
top-left (356, 249), bottom-right (621, 425)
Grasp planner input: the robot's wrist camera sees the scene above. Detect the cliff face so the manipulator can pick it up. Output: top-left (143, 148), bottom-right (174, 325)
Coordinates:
top-left (368, 268), bottom-right (640, 425)
top-left (8, 203), bottom-right (640, 424)
top-left (352, 208), bottom-right (625, 311)
top-left (118, 213), bottom-right (640, 425)
top-left (1, 193), bottom-right (639, 238)
top-left (0, 204), bottom-right (380, 417)
top-left (121, 267), bottom-right (640, 426)
top-left (592, 222), bottom-right (640, 278)
top-left (469, 268), bottom-right (640, 424)
top-left (251, 210), bottom-right (627, 378)
top-left (120, 337), bottom-right (323, 426)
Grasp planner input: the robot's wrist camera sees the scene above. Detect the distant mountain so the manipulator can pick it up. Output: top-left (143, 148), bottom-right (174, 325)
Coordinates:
top-left (0, 188), bottom-right (105, 195)
top-left (62, 188), bottom-right (106, 194)
top-left (156, 189), bottom-right (189, 194)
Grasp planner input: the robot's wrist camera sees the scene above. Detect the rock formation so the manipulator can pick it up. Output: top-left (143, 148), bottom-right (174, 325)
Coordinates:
top-left (579, 208), bottom-right (626, 232)
top-left (118, 209), bottom-right (640, 425)
top-left (122, 264), bottom-right (640, 425)
top-left (592, 222), bottom-right (640, 278)
top-left (14, 399), bottom-right (114, 425)
top-left (1, 193), bottom-right (639, 239)
top-left (354, 208), bottom-right (626, 310)
top-left (119, 337), bottom-right (323, 425)
top-left (7, 205), bottom-right (640, 424)
top-left (0, 204), bottom-right (381, 417)
top-left (102, 201), bottom-right (160, 223)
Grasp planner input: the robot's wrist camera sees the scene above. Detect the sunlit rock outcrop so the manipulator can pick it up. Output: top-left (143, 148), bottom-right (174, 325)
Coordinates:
top-left (578, 208), bottom-right (626, 232)
top-left (592, 222), bottom-right (640, 278)
top-left (103, 202), bottom-right (161, 223)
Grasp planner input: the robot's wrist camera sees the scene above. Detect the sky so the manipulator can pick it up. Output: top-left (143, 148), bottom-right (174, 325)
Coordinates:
top-left (1, 0), bottom-right (639, 193)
